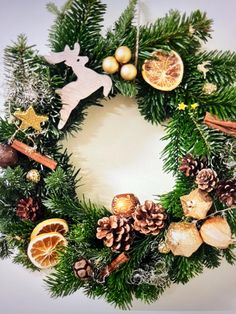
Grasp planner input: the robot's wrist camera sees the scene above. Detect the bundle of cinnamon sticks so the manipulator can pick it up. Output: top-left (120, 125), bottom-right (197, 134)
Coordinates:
top-left (204, 112), bottom-right (236, 136)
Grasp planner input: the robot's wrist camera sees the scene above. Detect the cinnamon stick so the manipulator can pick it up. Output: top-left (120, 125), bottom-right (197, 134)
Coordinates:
top-left (11, 139), bottom-right (57, 170)
top-left (204, 112), bottom-right (236, 136)
top-left (96, 253), bottom-right (129, 283)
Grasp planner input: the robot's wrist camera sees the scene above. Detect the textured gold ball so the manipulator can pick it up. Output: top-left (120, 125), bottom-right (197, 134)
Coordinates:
top-left (102, 56), bottom-right (119, 74)
top-left (120, 64), bottom-right (137, 81)
top-left (200, 216), bottom-right (232, 249)
top-left (115, 46), bottom-right (132, 64)
top-left (112, 193), bottom-right (140, 217)
top-left (166, 222), bottom-right (203, 257)
top-left (158, 241), bottom-right (170, 254)
top-left (26, 169), bottom-right (41, 183)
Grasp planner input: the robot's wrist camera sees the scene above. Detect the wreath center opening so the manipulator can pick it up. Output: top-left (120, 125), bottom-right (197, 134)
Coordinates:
top-left (62, 95), bottom-right (175, 208)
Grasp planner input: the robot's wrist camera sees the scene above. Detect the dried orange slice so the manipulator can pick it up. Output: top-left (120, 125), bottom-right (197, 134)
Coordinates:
top-left (142, 50), bottom-right (184, 91)
top-left (27, 232), bottom-right (67, 269)
top-left (30, 218), bottom-right (69, 240)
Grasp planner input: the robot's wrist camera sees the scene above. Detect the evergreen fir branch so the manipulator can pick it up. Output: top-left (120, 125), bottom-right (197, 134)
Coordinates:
top-left (114, 80), bottom-right (138, 98)
top-left (13, 250), bottom-right (38, 271)
top-left (169, 255), bottom-right (204, 284)
top-left (191, 50), bottom-right (236, 85)
top-left (222, 245), bottom-right (236, 265)
top-left (48, 0), bottom-right (106, 58)
top-left (160, 174), bottom-right (193, 219)
top-left (43, 195), bottom-right (108, 223)
top-left (0, 119), bottom-right (17, 142)
top-left (188, 113), bottom-right (227, 157)
top-left (0, 235), bottom-right (12, 259)
top-left (43, 195), bottom-right (82, 220)
top-left (134, 283), bottom-right (169, 305)
top-left (197, 245), bottom-right (222, 269)
top-left (226, 208), bottom-right (236, 236)
top-left (198, 87), bottom-right (236, 120)
top-left (161, 112), bottom-right (187, 173)
top-left (44, 166), bottom-right (79, 196)
top-left (46, 2), bottom-right (61, 16)
top-left (0, 167), bottom-right (34, 206)
top-left (106, 0), bottom-right (137, 46)
top-left (139, 10), bottom-right (212, 54)
top-left (45, 247), bottom-right (84, 297)
top-left (137, 87), bottom-right (169, 124)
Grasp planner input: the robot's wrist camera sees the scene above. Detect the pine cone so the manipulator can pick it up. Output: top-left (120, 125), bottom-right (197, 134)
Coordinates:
top-left (132, 200), bottom-right (167, 235)
top-left (195, 168), bottom-right (218, 192)
top-left (216, 180), bottom-right (236, 207)
top-left (16, 197), bottom-right (40, 221)
top-left (73, 258), bottom-right (93, 280)
top-left (179, 154), bottom-right (207, 177)
top-left (96, 215), bottom-right (133, 252)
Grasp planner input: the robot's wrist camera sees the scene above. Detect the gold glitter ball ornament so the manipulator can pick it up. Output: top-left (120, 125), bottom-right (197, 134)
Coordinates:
top-left (26, 169), bottom-right (41, 183)
top-left (14, 105), bottom-right (48, 132)
top-left (115, 46), bottom-right (132, 64)
top-left (200, 216), bottom-right (232, 249)
top-left (102, 56), bottom-right (119, 74)
top-left (166, 222), bottom-right (203, 257)
top-left (112, 193), bottom-right (140, 217)
top-left (202, 82), bottom-right (217, 95)
top-left (158, 241), bottom-right (170, 254)
top-left (120, 64), bottom-right (137, 81)
top-left (180, 188), bottom-right (213, 220)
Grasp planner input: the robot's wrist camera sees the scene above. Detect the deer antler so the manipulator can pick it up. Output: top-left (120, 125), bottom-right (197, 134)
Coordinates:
top-left (44, 43), bottom-right (81, 65)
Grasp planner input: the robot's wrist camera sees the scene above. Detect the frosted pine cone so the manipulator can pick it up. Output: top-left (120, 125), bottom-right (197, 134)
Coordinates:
top-left (179, 154), bottom-right (207, 177)
top-left (216, 180), bottom-right (236, 207)
top-left (132, 201), bottom-right (167, 235)
top-left (16, 197), bottom-right (40, 221)
top-left (96, 215), bottom-right (133, 252)
top-left (195, 168), bottom-right (218, 192)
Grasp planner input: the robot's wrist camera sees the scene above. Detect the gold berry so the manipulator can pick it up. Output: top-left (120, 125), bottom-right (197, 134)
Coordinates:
top-left (115, 46), bottom-right (132, 64)
top-left (102, 56), bottom-right (119, 74)
top-left (120, 64), bottom-right (137, 81)
top-left (26, 169), bottom-right (41, 183)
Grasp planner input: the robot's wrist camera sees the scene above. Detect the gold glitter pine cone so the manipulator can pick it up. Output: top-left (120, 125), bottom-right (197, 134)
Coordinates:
top-left (132, 200), bottom-right (167, 235)
top-left (96, 215), bottom-right (133, 252)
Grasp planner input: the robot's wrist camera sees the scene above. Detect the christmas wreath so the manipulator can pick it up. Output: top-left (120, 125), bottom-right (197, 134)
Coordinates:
top-left (0, 0), bottom-right (236, 309)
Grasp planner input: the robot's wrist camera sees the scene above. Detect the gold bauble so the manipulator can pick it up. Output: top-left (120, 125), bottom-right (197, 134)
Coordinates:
top-left (158, 241), bottom-right (170, 254)
top-left (112, 193), bottom-right (140, 217)
top-left (26, 169), bottom-right (41, 183)
top-left (200, 216), bottom-right (232, 249)
top-left (102, 56), bottom-right (119, 74)
top-left (180, 188), bottom-right (213, 220)
top-left (120, 64), bottom-right (137, 81)
top-left (115, 46), bottom-right (132, 64)
top-left (166, 222), bottom-right (203, 257)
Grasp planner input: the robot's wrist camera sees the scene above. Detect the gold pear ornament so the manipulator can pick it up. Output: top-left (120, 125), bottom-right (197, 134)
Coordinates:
top-left (200, 216), bottom-right (232, 249)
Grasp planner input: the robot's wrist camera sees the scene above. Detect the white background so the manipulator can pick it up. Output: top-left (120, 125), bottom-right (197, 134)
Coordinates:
top-left (0, 1), bottom-right (236, 313)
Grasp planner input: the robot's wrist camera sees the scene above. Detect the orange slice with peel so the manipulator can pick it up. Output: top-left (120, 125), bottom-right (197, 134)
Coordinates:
top-left (142, 50), bottom-right (184, 91)
top-left (27, 232), bottom-right (67, 269)
top-left (30, 218), bottom-right (69, 240)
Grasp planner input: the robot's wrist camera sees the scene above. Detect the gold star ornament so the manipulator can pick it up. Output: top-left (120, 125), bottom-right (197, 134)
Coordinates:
top-left (14, 106), bottom-right (48, 132)
top-left (178, 102), bottom-right (187, 111)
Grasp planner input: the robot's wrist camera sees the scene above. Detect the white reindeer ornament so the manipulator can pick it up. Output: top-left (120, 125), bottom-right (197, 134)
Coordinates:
top-left (45, 43), bottom-right (112, 129)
